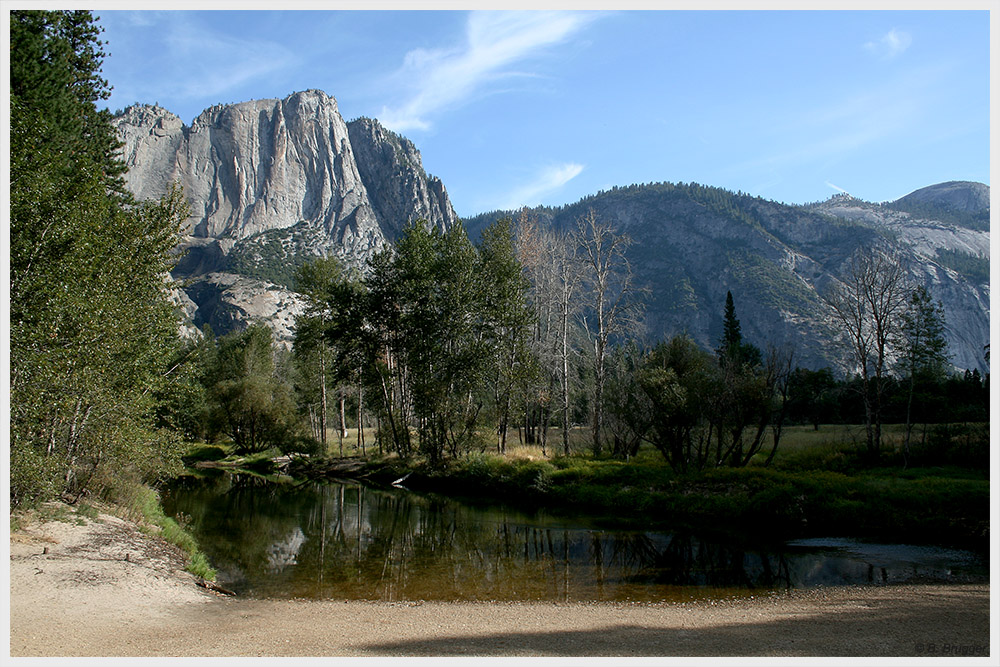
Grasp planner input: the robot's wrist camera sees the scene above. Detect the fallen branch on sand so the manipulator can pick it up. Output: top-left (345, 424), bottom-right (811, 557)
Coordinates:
top-left (197, 579), bottom-right (236, 596)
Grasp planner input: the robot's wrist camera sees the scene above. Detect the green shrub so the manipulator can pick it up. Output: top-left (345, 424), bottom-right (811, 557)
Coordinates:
top-left (97, 478), bottom-right (217, 580)
top-left (911, 423), bottom-right (990, 468)
top-left (182, 444), bottom-right (229, 464)
top-left (277, 434), bottom-right (323, 457)
top-left (186, 551), bottom-right (216, 581)
top-left (10, 439), bottom-right (60, 509)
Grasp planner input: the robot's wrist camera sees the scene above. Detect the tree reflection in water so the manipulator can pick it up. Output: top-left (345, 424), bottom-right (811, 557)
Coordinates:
top-left (161, 475), bottom-right (985, 601)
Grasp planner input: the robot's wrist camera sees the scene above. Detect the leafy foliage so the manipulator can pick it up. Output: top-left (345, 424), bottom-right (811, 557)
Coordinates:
top-left (299, 220), bottom-right (537, 462)
top-left (477, 218), bottom-right (536, 453)
top-left (205, 326), bottom-right (300, 455)
top-left (10, 10), bottom-right (188, 507)
top-left (376, 222), bottom-right (491, 461)
top-left (291, 256), bottom-right (349, 453)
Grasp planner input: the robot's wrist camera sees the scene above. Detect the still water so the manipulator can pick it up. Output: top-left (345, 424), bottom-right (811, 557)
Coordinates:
top-left (161, 472), bottom-right (987, 602)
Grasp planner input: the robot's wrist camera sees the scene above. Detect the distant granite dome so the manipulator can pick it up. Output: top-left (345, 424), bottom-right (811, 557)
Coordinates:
top-left (895, 181), bottom-right (990, 213)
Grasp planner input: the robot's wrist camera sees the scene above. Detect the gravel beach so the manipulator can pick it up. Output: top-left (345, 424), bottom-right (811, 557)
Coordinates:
top-left (8, 503), bottom-right (992, 658)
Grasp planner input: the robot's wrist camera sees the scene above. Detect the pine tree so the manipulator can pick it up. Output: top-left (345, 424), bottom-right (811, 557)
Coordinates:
top-left (717, 290), bottom-right (761, 368)
top-left (899, 285), bottom-right (950, 463)
top-left (721, 291), bottom-right (742, 351)
top-left (10, 11), bottom-right (187, 506)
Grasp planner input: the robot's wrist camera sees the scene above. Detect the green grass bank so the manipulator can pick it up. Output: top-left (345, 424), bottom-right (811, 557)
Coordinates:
top-left (11, 480), bottom-right (217, 582)
top-left (194, 423), bottom-right (991, 552)
top-left (329, 454), bottom-right (988, 550)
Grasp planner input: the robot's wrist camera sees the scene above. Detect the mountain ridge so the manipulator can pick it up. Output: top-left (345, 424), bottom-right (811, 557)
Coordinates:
top-left (463, 180), bottom-right (990, 373)
top-left (116, 91), bottom-right (989, 372)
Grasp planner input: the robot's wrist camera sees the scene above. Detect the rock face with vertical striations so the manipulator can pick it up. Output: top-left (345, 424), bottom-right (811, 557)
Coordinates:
top-left (346, 117), bottom-right (453, 241)
top-left (115, 90), bottom-right (457, 342)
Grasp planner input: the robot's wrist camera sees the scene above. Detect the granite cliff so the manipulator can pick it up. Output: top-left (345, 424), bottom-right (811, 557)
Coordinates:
top-left (115, 90), bottom-right (456, 341)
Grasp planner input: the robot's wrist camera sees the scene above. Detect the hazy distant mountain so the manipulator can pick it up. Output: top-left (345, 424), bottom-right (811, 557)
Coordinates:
top-left (115, 90), bottom-right (456, 339)
top-left (464, 182), bottom-right (990, 373)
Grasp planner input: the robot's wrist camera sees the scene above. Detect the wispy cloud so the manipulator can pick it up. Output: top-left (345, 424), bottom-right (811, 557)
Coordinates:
top-left (166, 25), bottom-right (296, 101)
top-left (497, 162), bottom-right (584, 210)
top-left (379, 11), bottom-right (596, 131)
top-left (102, 12), bottom-right (297, 113)
top-left (825, 181), bottom-right (849, 194)
top-left (865, 29), bottom-right (912, 59)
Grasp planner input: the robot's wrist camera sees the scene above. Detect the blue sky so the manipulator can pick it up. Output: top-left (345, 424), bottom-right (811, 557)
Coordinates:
top-left (93, 9), bottom-right (990, 218)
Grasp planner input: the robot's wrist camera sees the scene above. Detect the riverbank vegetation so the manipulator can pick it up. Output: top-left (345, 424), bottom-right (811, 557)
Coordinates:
top-left (8, 11), bottom-right (211, 579)
top-left (10, 10), bottom-right (989, 559)
top-left (181, 422), bottom-right (988, 550)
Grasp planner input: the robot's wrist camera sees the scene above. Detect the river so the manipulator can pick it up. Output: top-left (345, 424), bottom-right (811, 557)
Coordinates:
top-left (161, 471), bottom-right (987, 602)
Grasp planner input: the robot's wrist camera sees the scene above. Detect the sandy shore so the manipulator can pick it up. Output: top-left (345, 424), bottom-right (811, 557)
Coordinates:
top-left (8, 502), bottom-right (993, 658)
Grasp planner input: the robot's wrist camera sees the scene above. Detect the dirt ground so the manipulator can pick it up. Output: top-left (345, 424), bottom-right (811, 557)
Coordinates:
top-left (7, 503), bottom-right (994, 658)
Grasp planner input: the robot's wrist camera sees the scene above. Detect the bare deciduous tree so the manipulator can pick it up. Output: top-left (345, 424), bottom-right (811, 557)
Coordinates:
top-left (575, 209), bottom-right (645, 456)
top-left (516, 210), bottom-right (582, 455)
top-left (823, 246), bottom-right (910, 457)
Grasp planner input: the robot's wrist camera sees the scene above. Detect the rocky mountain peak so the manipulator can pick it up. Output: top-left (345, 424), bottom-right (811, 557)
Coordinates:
top-left (115, 90), bottom-right (457, 343)
top-left (465, 180), bottom-right (990, 373)
top-left (115, 89), bottom-right (456, 254)
top-left (347, 116), bottom-right (454, 239)
top-left (117, 103), bottom-right (181, 128)
top-left (895, 181), bottom-right (990, 213)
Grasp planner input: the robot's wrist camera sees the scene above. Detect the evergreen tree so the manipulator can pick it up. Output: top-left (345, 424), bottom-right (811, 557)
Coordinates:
top-left (717, 290), bottom-right (762, 368)
top-left (11, 11), bottom-right (187, 506)
top-left (899, 285), bottom-right (950, 463)
top-left (721, 291), bottom-right (742, 351)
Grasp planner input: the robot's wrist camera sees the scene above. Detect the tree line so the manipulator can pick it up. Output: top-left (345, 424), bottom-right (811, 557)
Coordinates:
top-left (173, 209), bottom-right (986, 474)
